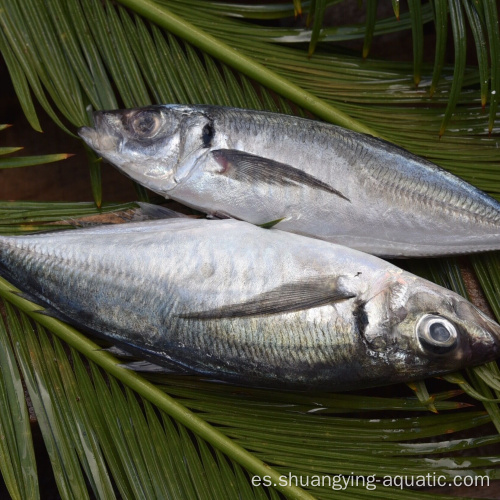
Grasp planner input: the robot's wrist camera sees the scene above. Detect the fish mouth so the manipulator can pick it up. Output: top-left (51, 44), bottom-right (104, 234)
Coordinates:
top-left (77, 126), bottom-right (99, 150)
top-left (78, 111), bottom-right (120, 153)
top-left (455, 299), bottom-right (500, 359)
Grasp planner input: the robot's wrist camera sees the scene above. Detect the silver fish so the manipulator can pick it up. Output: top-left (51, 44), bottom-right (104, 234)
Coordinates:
top-left (1, 218), bottom-right (499, 390)
top-left (78, 105), bottom-right (500, 258)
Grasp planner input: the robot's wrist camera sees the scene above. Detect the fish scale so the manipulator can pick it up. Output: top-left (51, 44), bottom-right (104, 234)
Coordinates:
top-left (1, 217), bottom-right (500, 390)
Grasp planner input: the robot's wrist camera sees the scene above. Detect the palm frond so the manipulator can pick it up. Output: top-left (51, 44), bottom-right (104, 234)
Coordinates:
top-left (483, 0), bottom-right (500, 131)
top-left (0, 154), bottom-right (73, 169)
top-left (462, 0), bottom-right (489, 107)
top-left (362, 0), bottom-right (378, 59)
top-left (307, 0), bottom-right (327, 57)
top-left (0, 314), bottom-right (38, 500)
top-left (439, 0), bottom-right (466, 136)
top-left (254, 0), bottom-right (498, 132)
top-left (0, 200), bottom-right (139, 235)
top-left (430, 0), bottom-right (448, 97)
top-left (407, 0), bottom-right (424, 86)
top-left (0, 125), bottom-right (72, 169)
top-left (391, 0), bottom-right (400, 21)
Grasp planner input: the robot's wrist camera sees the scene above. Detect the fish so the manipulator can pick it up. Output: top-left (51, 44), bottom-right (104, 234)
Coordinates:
top-left (78, 104), bottom-right (500, 258)
top-left (1, 217), bottom-right (499, 390)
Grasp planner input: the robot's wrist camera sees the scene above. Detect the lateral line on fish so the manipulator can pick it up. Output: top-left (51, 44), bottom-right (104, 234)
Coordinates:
top-left (375, 171), bottom-right (500, 226)
top-left (353, 145), bottom-right (500, 226)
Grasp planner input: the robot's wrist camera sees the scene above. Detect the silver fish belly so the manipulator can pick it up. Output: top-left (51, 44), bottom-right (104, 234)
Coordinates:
top-left (78, 105), bottom-right (500, 257)
top-left (1, 218), bottom-right (499, 390)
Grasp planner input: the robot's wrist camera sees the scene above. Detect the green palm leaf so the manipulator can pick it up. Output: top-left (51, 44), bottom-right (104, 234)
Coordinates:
top-left (0, 313), bottom-right (37, 500)
top-left (0, 125), bottom-right (71, 169)
top-left (1, 1), bottom-right (500, 498)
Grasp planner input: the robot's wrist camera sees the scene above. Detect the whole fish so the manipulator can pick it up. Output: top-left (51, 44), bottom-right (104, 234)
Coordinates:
top-left (78, 105), bottom-right (500, 257)
top-left (1, 218), bottom-right (499, 390)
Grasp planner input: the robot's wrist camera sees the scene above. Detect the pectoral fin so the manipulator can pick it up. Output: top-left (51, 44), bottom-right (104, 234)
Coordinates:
top-left (181, 277), bottom-right (356, 319)
top-left (212, 149), bottom-right (350, 201)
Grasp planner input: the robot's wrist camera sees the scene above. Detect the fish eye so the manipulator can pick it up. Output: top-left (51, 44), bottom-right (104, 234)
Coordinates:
top-left (129, 111), bottom-right (162, 139)
top-left (416, 314), bottom-right (458, 355)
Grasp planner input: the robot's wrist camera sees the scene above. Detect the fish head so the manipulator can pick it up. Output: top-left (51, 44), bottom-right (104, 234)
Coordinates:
top-left (360, 271), bottom-right (500, 380)
top-left (78, 105), bottom-right (210, 194)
